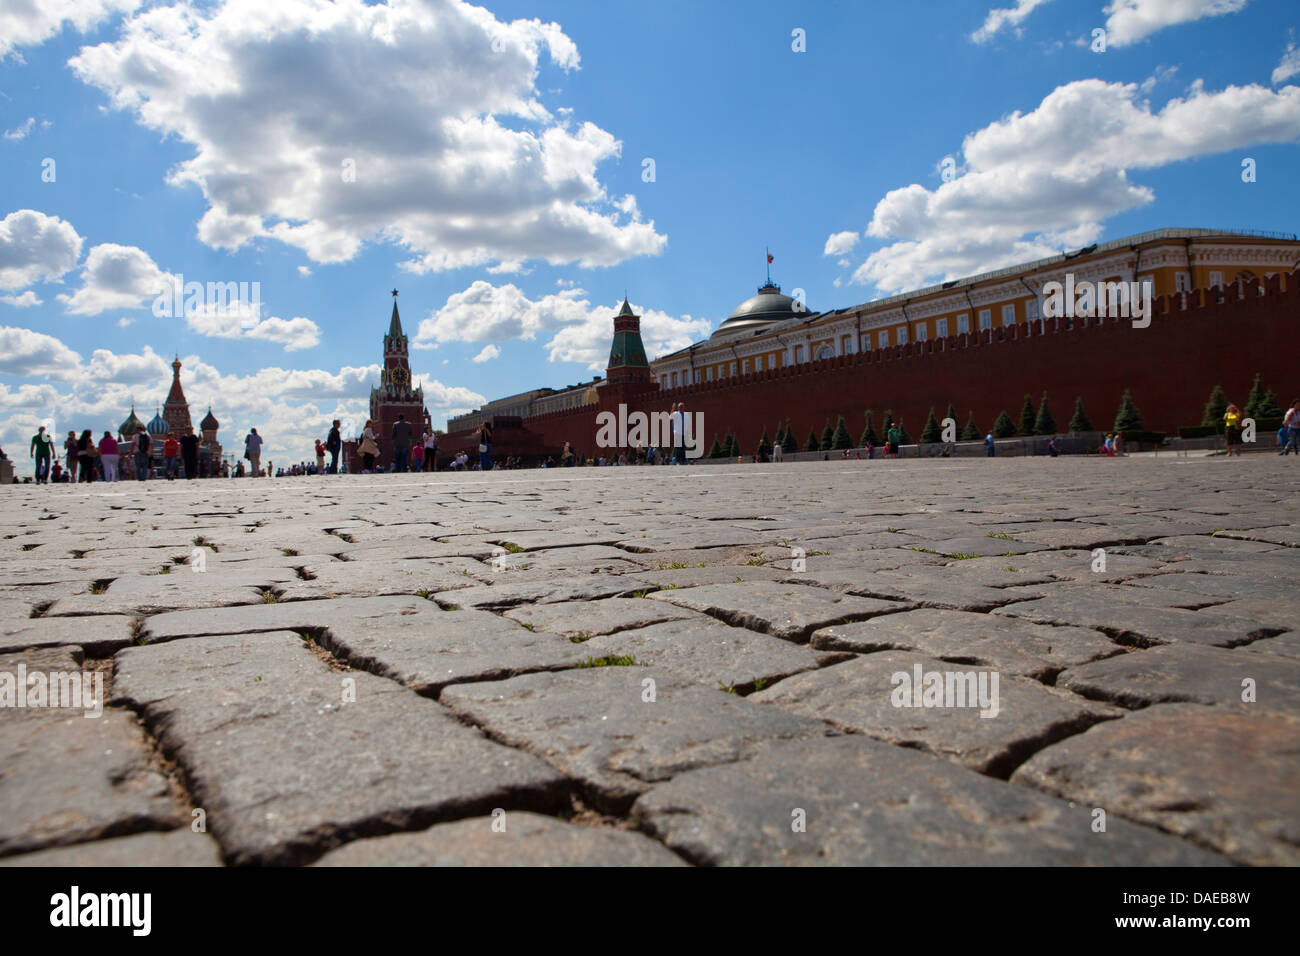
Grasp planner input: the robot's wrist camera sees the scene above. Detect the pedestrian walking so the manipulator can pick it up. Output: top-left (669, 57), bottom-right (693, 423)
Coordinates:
top-left (359, 420), bottom-right (379, 473)
top-left (98, 431), bottom-right (119, 481)
top-left (411, 441), bottom-right (424, 472)
top-left (245, 428), bottom-right (263, 476)
top-left (133, 427), bottom-right (151, 480)
top-left (30, 426), bottom-right (53, 484)
top-left (477, 421), bottom-right (493, 471)
top-left (64, 431), bottom-right (78, 479)
top-left (326, 420), bottom-right (342, 474)
top-left (391, 414), bottom-right (413, 473)
top-left (163, 434), bottom-right (180, 479)
top-left (181, 430), bottom-right (199, 479)
top-left (670, 402), bottom-right (687, 464)
top-left (423, 431), bottom-right (439, 472)
top-left (76, 429), bottom-right (98, 483)
top-left (1281, 400), bottom-right (1300, 456)
top-left (984, 432), bottom-right (995, 457)
top-left (315, 438), bottom-right (326, 474)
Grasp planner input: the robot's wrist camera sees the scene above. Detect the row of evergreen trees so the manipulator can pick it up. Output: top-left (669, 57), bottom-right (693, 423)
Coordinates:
top-left (701, 375), bottom-right (1284, 458)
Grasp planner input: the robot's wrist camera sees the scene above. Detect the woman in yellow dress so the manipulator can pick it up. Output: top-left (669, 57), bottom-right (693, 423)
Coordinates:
top-left (1224, 403), bottom-right (1243, 457)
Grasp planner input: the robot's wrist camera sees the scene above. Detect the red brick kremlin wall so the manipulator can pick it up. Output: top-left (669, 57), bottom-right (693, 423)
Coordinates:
top-left (442, 273), bottom-right (1298, 461)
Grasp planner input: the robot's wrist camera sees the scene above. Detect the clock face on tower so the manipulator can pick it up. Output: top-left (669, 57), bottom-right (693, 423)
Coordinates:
top-left (391, 368), bottom-right (410, 386)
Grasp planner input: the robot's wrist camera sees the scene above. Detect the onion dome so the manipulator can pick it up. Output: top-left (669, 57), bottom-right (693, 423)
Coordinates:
top-left (119, 405), bottom-right (144, 439)
top-left (711, 282), bottom-right (811, 339)
top-left (200, 407), bottom-right (219, 432)
top-left (147, 408), bottom-right (169, 436)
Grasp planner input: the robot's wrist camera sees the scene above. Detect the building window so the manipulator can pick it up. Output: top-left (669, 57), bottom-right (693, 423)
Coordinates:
top-left (794, 345), bottom-right (805, 363)
top-left (729, 362), bottom-right (737, 377)
top-left (1026, 298), bottom-right (1040, 320)
top-left (936, 317), bottom-right (948, 338)
top-left (957, 313), bottom-right (969, 334)
top-left (1175, 272), bottom-right (1191, 292)
top-left (916, 323), bottom-right (927, 342)
top-left (897, 326), bottom-right (908, 345)
top-left (978, 309), bottom-right (991, 331)
top-left (706, 366), bottom-right (713, 381)
top-left (1209, 271), bottom-right (1223, 289)
top-left (841, 334), bottom-right (853, 354)
top-left (860, 334), bottom-right (870, 352)
top-left (1001, 304), bottom-right (1015, 326)
top-left (817, 344), bottom-right (834, 360)
top-left (878, 330), bottom-right (888, 348)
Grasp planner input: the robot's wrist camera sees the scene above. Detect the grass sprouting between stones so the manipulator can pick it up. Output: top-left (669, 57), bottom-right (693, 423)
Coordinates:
top-left (576, 655), bottom-right (639, 668)
top-left (569, 632), bottom-right (593, 644)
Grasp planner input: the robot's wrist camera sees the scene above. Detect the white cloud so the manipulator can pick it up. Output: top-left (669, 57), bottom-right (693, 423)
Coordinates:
top-left (472, 344), bottom-right (501, 363)
top-left (3, 117), bottom-right (35, 140)
top-left (117, 316), bottom-right (133, 327)
top-left (297, 265), bottom-right (311, 277)
top-left (0, 0), bottom-right (139, 60)
top-left (1139, 64), bottom-right (1179, 95)
top-left (970, 0), bottom-right (1054, 44)
top-left (413, 280), bottom-right (711, 370)
top-left (1274, 42), bottom-right (1300, 86)
top-left (1, 290), bottom-right (42, 307)
top-left (0, 209), bottom-right (83, 290)
top-left (58, 242), bottom-right (173, 315)
top-left (415, 281), bottom-right (594, 344)
top-left (823, 231), bottom-right (859, 257)
top-left (70, 0), bottom-right (666, 273)
top-left (843, 78), bottom-right (1300, 294)
top-left (1102, 0), bottom-right (1248, 48)
top-left (0, 326), bottom-right (82, 379)
top-left (246, 316), bottom-right (320, 351)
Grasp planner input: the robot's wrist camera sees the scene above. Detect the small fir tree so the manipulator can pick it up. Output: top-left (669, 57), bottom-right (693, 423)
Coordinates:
top-left (805, 429), bottom-right (820, 452)
top-left (960, 412), bottom-right (981, 441)
top-left (1018, 394), bottom-right (1036, 436)
top-left (1113, 389), bottom-right (1143, 432)
top-left (1068, 396), bottom-right (1092, 433)
top-left (707, 436), bottom-right (723, 459)
top-left (832, 416), bottom-right (852, 449)
top-left (1243, 373), bottom-right (1267, 420)
top-left (860, 410), bottom-right (879, 447)
top-left (757, 428), bottom-right (772, 459)
top-left (920, 407), bottom-right (942, 443)
top-left (1257, 389), bottom-right (1284, 421)
top-left (993, 410), bottom-right (1017, 438)
top-left (1201, 385), bottom-right (1227, 427)
top-left (782, 425), bottom-right (798, 454)
top-left (820, 420), bottom-right (835, 450)
top-left (1033, 392), bottom-right (1056, 435)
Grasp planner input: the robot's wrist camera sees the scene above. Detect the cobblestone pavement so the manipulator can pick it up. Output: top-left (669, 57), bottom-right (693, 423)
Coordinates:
top-left (1, 458), bottom-right (1295, 866)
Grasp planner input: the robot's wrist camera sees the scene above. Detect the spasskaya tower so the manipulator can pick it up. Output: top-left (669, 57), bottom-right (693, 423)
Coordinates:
top-left (367, 289), bottom-right (431, 470)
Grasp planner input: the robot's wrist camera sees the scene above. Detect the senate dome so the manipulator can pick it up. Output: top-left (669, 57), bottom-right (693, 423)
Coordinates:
top-left (711, 282), bottom-right (811, 339)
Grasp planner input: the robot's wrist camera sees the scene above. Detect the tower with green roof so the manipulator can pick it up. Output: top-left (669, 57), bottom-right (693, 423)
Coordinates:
top-left (606, 296), bottom-right (651, 386)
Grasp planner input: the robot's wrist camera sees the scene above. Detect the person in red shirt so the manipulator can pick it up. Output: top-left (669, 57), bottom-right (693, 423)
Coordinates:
top-left (98, 431), bottom-right (120, 482)
top-left (314, 439), bottom-right (326, 474)
top-left (163, 435), bottom-right (180, 479)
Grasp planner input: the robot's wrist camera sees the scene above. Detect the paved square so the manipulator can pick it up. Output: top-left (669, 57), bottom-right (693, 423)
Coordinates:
top-left (1, 457), bottom-right (1295, 865)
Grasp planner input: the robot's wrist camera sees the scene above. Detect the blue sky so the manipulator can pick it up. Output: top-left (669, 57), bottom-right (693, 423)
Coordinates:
top-left (2, 0), bottom-right (1298, 468)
